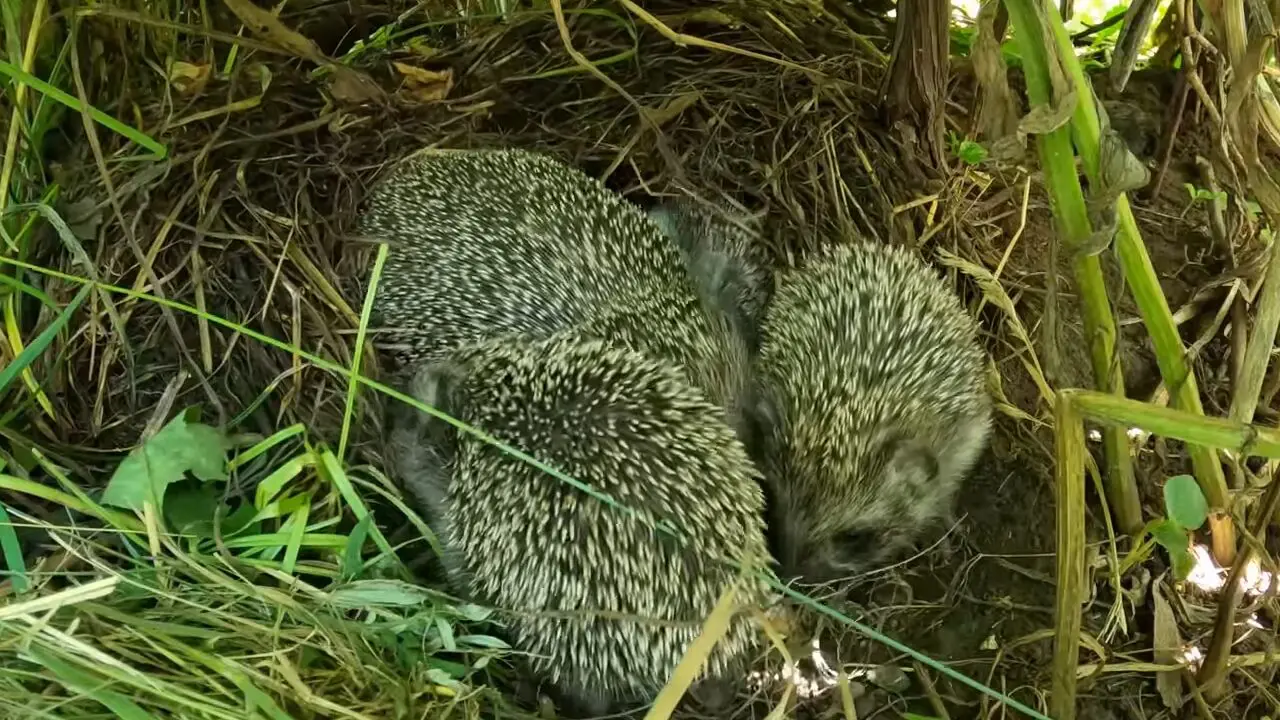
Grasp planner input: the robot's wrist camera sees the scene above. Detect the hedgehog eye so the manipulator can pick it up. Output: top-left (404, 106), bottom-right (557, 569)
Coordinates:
top-left (832, 529), bottom-right (879, 559)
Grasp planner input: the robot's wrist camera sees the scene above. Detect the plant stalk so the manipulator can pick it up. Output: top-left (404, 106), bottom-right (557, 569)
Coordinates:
top-left (1044, 1), bottom-right (1236, 564)
top-left (1067, 389), bottom-right (1280, 457)
top-left (1228, 235), bottom-right (1280, 425)
top-left (1004, 0), bottom-right (1142, 534)
top-left (1051, 391), bottom-right (1087, 720)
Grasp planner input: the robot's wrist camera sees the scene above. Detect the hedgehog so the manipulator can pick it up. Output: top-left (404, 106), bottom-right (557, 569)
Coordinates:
top-left (362, 147), bottom-right (756, 440)
top-left (751, 241), bottom-right (991, 584)
top-left (389, 332), bottom-right (776, 716)
top-left (646, 197), bottom-right (773, 351)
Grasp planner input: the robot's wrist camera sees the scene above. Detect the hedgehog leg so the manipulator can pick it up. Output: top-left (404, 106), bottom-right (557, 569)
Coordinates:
top-left (387, 359), bottom-right (472, 546)
top-left (688, 675), bottom-right (740, 714)
top-left (549, 683), bottom-right (616, 719)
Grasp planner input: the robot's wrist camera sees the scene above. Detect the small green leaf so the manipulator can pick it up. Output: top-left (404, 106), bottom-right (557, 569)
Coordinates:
top-left (956, 140), bottom-right (988, 165)
top-left (163, 480), bottom-right (225, 537)
top-left (341, 514), bottom-right (372, 581)
top-left (436, 615), bottom-right (457, 652)
top-left (101, 408), bottom-right (229, 512)
top-left (903, 714), bottom-right (944, 720)
top-left (329, 579), bottom-right (433, 608)
top-left (1164, 475), bottom-right (1208, 530)
top-left (1149, 518), bottom-right (1188, 552)
top-left (458, 634), bottom-right (510, 649)
top-left (455, 603), bottom-right (494, 623)
top-left (0, 503), bottom-right (29, 593)
top-left (1169, 544), bottom-right (1196, 580)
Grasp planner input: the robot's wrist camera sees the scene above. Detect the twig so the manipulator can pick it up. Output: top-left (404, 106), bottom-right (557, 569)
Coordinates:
top-left (546, 0), bottom-right (682, 179)
top-left (616, 0), bottom-right (829, 79)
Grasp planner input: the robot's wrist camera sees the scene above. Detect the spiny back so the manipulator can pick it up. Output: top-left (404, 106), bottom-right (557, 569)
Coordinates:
top-left (423, 333), bottom-right (774, 709)
top-left (364, 148), bottom-right (693, 367)
top-left (363, 147), bottom-right (754, 436)
top-left (755, 241), bottom-right (990, 582)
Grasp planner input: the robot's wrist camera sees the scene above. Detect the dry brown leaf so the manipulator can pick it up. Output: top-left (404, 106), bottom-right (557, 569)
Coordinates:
top-left (328, 66), bottom-right (386, 106)
top-left (1152, 580), bottom-right (1185, 709)
top-left (392, 62), bottom-right (454, 103)
top-left (168, 60), bottom-right (211, 96)
top-left (222, 0), bottom-right (325, 62)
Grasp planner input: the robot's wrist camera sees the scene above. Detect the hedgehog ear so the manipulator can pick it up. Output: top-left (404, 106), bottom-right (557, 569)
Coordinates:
top-left (880, 432), bottom-right (940, 491)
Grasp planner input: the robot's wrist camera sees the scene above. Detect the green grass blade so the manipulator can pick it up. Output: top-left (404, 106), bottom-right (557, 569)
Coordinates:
top-left (0, 502), bottom-right (28, 593)
top-left (0, 282), bottom-right (89, 393)
top-left (0, 59), bottom-right (167, 158)
top-left (24, 646), bottom-right (159, 720)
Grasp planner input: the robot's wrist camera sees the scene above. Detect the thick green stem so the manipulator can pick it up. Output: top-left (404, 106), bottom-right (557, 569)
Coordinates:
top-left (1004, 0), bottom-right (1141, 535)
top-left (1051, 392), bottom-right (1087, 720)
top-left (1067, 389), bottom-right (1280, 457)
top-left (1043, 0), bottom-right (1236, 563)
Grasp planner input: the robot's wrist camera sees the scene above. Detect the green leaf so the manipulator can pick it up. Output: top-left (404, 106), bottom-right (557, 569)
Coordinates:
top-left (100, 408), bottom-right (229, 512)
top-left (1164, 475), bottom-right (1208, 530)
top-left (457, 634), bottom-right (510, 649)
top-left (436, 615), bottom-right (457, 652)
top-left (329, 579), bottom-right (433, 608)
top-left (0, 503), bottom-right (28, 593)
top-left (1169, 544), bottom-right (1196, 580)
top-left (956, 140), bottom-right (989, 165)
top-left (0, 283), bottom-right (91, 394)
top-left (903, 714), bottom-right (944, 720)
top-left (341, 514), bottom-right (372, 580)
top-left (163, 479), bottom-right (226, 537)
top-left (455, 603), bottom-right (494, 623)
top-left (1149, 518), bottom-right (1188, 553)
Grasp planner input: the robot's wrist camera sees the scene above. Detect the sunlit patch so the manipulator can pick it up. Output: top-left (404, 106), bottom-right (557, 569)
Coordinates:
top-left (747, 637), bottom-right (843, 699)
top-left (1185, 543), bottom-right (1274, 597)
top-left (1086, 427), bottom-right (1144, 442)
top-left (1175, 644), bottom-right (1204, 668)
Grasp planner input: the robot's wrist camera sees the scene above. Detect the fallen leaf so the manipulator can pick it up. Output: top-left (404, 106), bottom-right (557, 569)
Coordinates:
top-left (392, 62), bottom-right (453, 103)
top-left (222, 0), bottom-right (325, 63)
top-left (58, 196), bottom-right (102, 242)
top-left (169, 60), bottom-right (211, 95)
top-left (1153, 579), bottom-right (1185, 709)
top-left (100, 408), bottom-right (229, 512)
top-left (328, 66), bottom-right (386, 106)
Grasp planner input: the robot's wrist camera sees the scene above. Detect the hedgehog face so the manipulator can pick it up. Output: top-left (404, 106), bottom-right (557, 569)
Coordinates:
top-left (765, 430), bottom-right (941, 586)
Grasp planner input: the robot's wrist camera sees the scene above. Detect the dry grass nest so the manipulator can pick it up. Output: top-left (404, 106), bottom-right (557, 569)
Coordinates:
top-left (2, 0), bottom-right (1275, 719)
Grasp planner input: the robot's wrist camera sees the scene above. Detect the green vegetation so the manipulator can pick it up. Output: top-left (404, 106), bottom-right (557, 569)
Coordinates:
top-left (3, 0), bottom-right (1279, 718)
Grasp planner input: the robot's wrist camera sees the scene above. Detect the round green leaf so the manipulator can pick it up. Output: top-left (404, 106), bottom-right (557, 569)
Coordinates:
top-left (1163, 475), bottom-right (1208, 530)
top-left (1149, 518), bottom-right (1187, 553)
